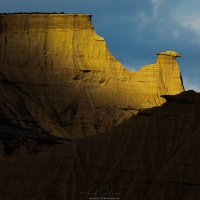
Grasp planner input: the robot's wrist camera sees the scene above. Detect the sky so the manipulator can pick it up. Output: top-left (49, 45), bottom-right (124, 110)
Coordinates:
top-left (1, 0), bottom-right (200, 91)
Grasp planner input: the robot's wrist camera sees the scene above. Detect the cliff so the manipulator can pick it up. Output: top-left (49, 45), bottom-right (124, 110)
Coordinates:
top-left (0, 14), bottom-right (184, 138)
top-left (0, 90), bottom-right (200, 200)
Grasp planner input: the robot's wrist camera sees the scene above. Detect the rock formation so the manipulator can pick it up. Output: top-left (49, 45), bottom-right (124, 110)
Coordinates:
top-left (1, 90), bottom-right (200, 200)
top-left (0, 13), bottom-right (184, 138)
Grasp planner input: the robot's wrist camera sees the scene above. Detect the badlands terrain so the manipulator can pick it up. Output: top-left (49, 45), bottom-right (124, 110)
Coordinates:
top-left (0, 13), bottom-right (184, 138)
top-left (1, 13), bottom-right (199, 200)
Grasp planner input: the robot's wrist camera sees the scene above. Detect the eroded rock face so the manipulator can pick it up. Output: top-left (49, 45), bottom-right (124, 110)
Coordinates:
top-left (0, 90), bottom-right (200, 200)
top-left (0, 14), bottom-right (184, 137)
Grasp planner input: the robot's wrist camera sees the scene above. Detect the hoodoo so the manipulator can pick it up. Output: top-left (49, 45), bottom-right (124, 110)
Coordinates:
top-left (0, 13), bottom-right (184, 138)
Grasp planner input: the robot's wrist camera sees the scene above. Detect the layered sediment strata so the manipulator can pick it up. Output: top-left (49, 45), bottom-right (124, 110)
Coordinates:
top-left (0, 91), bottom-right (200, 200)
top-left (0, 14), bottom-right (184, 137)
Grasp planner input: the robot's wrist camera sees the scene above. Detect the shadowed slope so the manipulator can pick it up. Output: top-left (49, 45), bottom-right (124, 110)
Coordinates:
top-left (0, 90), bottom-right (199, 199)
top-left (0, 114), bottom-right (69, 156)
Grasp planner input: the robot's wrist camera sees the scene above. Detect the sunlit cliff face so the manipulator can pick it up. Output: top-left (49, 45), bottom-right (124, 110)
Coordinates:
top-left (0, 14), bottom-right (184, 138)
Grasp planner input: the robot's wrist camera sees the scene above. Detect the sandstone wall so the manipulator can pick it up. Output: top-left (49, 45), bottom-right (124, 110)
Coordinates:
top-left (0, 14), bottom-right (184, 137)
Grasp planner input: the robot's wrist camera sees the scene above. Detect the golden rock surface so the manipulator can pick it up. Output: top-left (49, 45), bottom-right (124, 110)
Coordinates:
top-left (157, 50), bottom-right (181, 57)
top-left (0, 14), bottom-right (184, 137)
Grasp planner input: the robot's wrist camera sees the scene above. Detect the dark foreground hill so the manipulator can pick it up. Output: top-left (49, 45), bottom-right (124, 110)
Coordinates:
top-left (0, 90), bottom-right (200, 200)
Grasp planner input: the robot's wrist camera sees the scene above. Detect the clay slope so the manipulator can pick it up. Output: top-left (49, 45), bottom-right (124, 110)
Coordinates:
top-left (0, 13), bottom-right (184, 138)
top-left (0, 114), bottom-right (69, 156)
top-left (0, 90), bottom-right (200, 200)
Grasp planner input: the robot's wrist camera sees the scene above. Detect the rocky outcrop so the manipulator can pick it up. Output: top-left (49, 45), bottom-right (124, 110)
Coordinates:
top-left (0, 90), bottom-right (200, 200)
top-left (0, 13), bottom-right (184, 137)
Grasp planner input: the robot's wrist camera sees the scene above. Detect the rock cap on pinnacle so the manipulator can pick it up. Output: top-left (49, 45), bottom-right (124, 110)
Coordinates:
top-left (157, 50), bottom-right (181, 58)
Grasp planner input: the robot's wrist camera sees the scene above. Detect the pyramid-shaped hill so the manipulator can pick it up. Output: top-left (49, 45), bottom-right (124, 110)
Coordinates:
top-left (0, 90), bottom-right (200, 199)
top-left (0, 13), bottom-right (184, 138)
